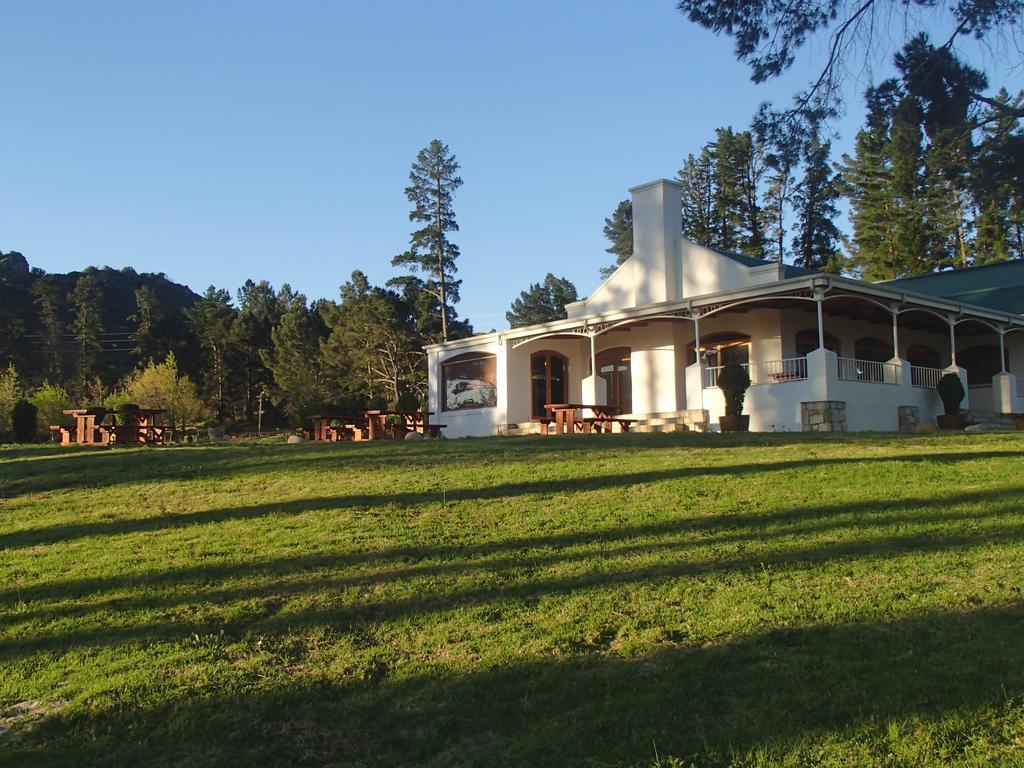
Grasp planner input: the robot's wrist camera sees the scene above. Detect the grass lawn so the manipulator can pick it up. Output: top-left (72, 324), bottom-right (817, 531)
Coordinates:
top-left (1, 432), bottom-right (1024, 767)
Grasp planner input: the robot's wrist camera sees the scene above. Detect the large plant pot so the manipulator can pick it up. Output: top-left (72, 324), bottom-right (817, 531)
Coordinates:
top-left (719, 415), bottom-right (750, 433)
top-left (936, 413), bottom-right (968, 430)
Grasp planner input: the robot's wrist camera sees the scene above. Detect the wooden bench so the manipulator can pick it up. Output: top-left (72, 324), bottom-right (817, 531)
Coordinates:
top-left (580, 416), bottom-right (637, 434)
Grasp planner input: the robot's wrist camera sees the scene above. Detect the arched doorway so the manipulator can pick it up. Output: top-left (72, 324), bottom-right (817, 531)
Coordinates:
top-left (596, 347), bottom-right (632, 413)
top-left (795, 328), bottom-right (841, 356)
top-left (530, 351), bottom-right (568, 419)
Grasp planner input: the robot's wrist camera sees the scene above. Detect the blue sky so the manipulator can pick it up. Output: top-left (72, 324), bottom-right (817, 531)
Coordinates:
top-left (1, 2), bottom-right (1020, 330)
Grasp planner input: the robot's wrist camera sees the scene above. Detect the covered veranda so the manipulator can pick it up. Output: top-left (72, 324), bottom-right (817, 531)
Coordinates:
top-left (501, 274), bottom-right (1024, 432)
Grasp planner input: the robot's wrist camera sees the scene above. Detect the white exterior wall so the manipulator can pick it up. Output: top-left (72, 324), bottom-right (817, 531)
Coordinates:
top-left (506, 338), bottom-right (588, 425)
top-left (428, 337), bottom-right (507, 438)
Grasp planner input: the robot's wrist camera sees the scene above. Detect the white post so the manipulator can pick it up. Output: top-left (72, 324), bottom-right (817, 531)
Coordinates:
top-left (694, 312), bottom-right (704, 411)
top-left (891, 311), bottom-right (900, 358)
top-left (815, 295), bottom-right (825, 350)
top-left (590, 333), bottom-right (597, 380)
top-left (949, 318), bottom-right (957, 367)
top-left (999, 329), bottom-right (1007, 373)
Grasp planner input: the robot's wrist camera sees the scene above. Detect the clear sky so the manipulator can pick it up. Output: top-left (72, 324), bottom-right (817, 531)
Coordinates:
top-left (1, 2), bottom-right (1021, 330)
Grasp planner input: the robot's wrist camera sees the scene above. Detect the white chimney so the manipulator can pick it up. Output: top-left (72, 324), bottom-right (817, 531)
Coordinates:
top-left (629, 179), bottom-right (683, 306)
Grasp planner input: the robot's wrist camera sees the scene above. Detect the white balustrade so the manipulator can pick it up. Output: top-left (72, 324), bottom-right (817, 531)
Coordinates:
top-left (909, 365), bottom-right (943, 389)
top-left (837, 357), bottom-right (897, 384)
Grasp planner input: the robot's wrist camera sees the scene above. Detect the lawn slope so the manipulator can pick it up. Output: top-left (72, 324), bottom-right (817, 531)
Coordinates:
top-left (1, 432), bottom-right (1023, 767)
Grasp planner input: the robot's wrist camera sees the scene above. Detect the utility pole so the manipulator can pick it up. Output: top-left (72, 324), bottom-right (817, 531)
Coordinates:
top-left (257, 389), bottom-right (265, 437)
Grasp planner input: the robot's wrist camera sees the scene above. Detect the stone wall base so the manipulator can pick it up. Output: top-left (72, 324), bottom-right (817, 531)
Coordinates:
top-left (681, 409), bottom-right (710, 432)
top-left (898, 405), bottom-right (920, 433)
top-left (801, 400), bottom-right (847, 432)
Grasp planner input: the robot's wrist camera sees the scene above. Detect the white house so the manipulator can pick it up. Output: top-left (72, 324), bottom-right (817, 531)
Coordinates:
top-left (427, 179), bottom-right (1024, 436)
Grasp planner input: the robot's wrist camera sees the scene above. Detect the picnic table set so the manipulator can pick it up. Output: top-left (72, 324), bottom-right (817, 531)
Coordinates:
top-left (304, 410), bottom-right (445, 442)
top-left (540, 403), bottom-right (635, 435)
top-left (50, 407), bottom-right (177, 446)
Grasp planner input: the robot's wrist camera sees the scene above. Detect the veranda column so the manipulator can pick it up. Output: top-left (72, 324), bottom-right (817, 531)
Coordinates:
top-left (948, 317), bottom-right (958, 366)
top-left (815, 293), bottom-right (825, 350)
top-left (993, 328), bottom-right (1017, 414)
top-left (694, 312), bottom-right (704, 412)
top-left (891, 310), bottom-right (900, 358)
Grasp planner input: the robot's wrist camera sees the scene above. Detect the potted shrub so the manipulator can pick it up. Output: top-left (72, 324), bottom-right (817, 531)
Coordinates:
top-left (718, 362), bottom-right (751, 432)
top-left (936, 373), bottom-right (967, 430)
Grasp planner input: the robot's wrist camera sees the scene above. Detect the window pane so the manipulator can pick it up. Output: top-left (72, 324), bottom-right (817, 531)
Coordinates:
top-left (443, 354), bottom-right (497, 411)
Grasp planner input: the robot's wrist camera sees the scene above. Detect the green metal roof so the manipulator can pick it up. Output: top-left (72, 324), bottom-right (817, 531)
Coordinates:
top-left (709, 247), bottom-right (815, 279)
top-left (883, 261), bottom-right (1024, 315)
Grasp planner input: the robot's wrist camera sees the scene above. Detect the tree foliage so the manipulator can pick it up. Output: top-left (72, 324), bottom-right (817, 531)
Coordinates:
top-left (260, 292), bottom-right (329, 423)
top-left (676, 0), bottom-right (1024, 135)
top-left (506, 274), bottom-right (579, 328)
top-left (392, 139), bottom-right (463, 342)
top-left (119, 353), bottom-right (204, 430)
top-left (321, 271), bottom-right (423, 407)
top-left (599, 200), bottom-right (633, 278)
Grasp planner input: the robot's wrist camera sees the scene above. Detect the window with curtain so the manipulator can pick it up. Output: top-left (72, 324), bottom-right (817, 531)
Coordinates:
top-left (442, 353), bottom-right (497, 411)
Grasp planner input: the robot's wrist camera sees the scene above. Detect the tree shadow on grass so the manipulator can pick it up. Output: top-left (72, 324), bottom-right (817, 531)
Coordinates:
top-left (3, 484), bottom-right (1023, 660)
top-left (1, 431), bottom-right (1009, 499)
top-left (1, 448), bottom-right (1020, 549)
top-left (13, 603), bottom-right (1024, 767)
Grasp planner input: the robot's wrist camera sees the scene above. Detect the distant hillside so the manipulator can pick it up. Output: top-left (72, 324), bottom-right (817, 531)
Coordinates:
top-left (0, 251), bottom-right (203, 385)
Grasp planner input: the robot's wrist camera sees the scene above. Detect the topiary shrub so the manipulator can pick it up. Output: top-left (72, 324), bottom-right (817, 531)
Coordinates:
top-left (12, 399), bottom-right (38, 443)
top-left (937, 373), bottom-right (965, 415)
top-left (718, 362), bottom-right (751, 417)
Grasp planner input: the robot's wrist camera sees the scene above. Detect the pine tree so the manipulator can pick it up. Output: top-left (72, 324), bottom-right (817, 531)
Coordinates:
top-left (232, 280), bottom-right (281, 422)
top-left (69, 274), bottom-right (104, 395)
top-left (321, 271), bottom-right (422, 407)
top-left (761, 130), bottom-right (800, 263)
top-left (31, 277), bottom-right (67, 382)
top-left (677, 149), bottom-right (716, 246)
top-left (791, 135), bottom-right (844, 272)
top-left (392, 139), bottom-right (463, 342)
top-left (506, 274), bottom-right (578, 328)
top-left (186, 286), bottom-right (236, 422)
top-left (599, 200), bottom-right (632, 278)
top-left (130, 285), bottom-right (164, 363)
top-left (261, 292), bottom-right (328, 422)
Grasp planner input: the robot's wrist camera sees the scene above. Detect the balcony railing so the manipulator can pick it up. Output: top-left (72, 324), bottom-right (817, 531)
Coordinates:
top-left (837, 357), bottom-right (897, 384)
top-left (703, 358), bottom-right (807, 388)
top-left (910, 365), bottom-right (943, 389)
top-left (703, 364), bottom-right (748, 389)
top-left (752, 357), bottom-right (808, 384)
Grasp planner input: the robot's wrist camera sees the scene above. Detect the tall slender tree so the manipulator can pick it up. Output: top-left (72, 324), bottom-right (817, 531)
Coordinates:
top-left (791, 135), bottom-right (843, 272)
top-left (392, 139), bottom-right (463, 342)
top-left (677, 148), bottom-right (717, 246)
top-left (186, 286), bottom-right (236, 422)
top-left (69, 274), bottom-right (104, 394)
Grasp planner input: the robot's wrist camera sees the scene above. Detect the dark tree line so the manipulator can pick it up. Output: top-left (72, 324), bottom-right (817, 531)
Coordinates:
top-left (0, 140), bottom-right (477, 429)
top-left (599, 38), bottom-right (1022, 281)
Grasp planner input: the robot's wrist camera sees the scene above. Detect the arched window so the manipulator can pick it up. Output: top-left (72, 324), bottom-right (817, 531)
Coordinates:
top-left (907, 344), bottom-right (943, 387)
top-left (959, 344), bottom-right (1008, 386)
top-left (688, 332), bottom-right (751, 367)
top-left (854, 337), bottom-right (893, 363)
top-left (795, 329), bottom-right (841, 357)
top-left (442, 352), bottom-right (497, 411)
top-left (530, 351), bottom-right (568, 419)
top-left (907, 344), bottom-right (941, 368)
top-left (596, 347), bottom-right (632, 413)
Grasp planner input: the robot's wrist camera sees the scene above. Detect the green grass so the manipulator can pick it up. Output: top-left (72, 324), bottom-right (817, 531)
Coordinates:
top-left (1, 432), bottom-right (1024, 767)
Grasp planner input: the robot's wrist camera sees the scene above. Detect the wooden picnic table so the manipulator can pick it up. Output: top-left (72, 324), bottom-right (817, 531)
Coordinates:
top-left (306, 415), bottom-right (370, 442)
top-left (55, 407), bottom-right (169, 446)
top-left (543, 403), bottom-right (625, 435)
top-left (363, 410), bottom-right (437, 440)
